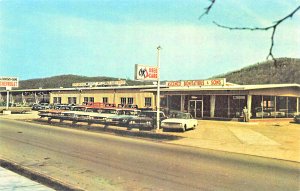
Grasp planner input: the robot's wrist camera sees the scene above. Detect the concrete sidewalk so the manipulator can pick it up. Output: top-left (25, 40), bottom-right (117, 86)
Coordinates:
top-left (0, 167), bottom-right (54, 191)
top-left (165, 120), bottom-right (300, 162)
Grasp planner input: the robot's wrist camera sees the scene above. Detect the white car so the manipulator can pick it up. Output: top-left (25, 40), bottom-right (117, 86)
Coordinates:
top-left (161, 112), bottom-right (198, 132)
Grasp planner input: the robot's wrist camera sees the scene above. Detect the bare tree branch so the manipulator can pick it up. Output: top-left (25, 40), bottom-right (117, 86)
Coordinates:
top-left (199, 0), bottom-right (216, 20)
top-left (213, 5), bottom-right (300, 67)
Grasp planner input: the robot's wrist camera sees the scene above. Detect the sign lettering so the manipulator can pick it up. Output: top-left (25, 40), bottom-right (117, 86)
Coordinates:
top-left (166, 78), bottom-right (226, 87)
top-left (0, 76), bottom-right (19, 88)
top-left (135, 64), bottom-right (158, 81)
top-left (72, 80), bottom-right (126, 87)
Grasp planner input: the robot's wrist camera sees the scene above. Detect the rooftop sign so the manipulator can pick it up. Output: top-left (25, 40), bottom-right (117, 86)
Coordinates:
top-left (166, 78), bottom-right (226, 87)
top-left (135, 64), bottom-right (158, 81)
top-left (0, 76), bottom-right (19, 88)
top-left (72, 80), bottom-right (126, 87)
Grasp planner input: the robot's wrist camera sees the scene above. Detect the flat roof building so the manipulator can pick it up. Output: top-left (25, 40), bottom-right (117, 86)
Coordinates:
top-left (1, 79), bottom-right (299, 121)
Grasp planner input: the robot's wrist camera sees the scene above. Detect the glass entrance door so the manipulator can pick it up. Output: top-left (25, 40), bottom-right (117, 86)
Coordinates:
top-left (188, 100), bottom-right (203, 118)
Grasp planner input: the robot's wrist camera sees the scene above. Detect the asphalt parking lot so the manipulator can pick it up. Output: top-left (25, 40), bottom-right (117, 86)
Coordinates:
top-left (166, 120), bottom-right (300, 162)
top-left (1, 111), bottom-right (299, 162)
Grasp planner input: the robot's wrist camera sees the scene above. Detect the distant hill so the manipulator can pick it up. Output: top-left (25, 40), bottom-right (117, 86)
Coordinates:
top-left (213, 58), bottom-right (300, 85)
top-left (17, 58), bottom-right (300, 89)
top-left (18, 75), bottom-right (149, 89)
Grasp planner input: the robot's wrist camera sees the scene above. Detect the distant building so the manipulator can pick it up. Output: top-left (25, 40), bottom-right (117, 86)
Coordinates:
top-left (1, 79), bottom-right (299, 120)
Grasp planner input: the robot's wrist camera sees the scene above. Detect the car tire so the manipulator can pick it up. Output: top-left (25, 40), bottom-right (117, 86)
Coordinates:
top-left (182, 125), bottom-right (186, 132)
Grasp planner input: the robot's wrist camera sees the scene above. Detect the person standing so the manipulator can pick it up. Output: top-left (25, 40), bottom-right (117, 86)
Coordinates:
top-left (243, 106), bottom-right (249, 122)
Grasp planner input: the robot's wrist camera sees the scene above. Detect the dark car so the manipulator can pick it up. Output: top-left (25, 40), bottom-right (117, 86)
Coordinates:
top-left (53, 104), bottom-right (71, 110)
top-left (294, 115), bottom-right (300, 123)
top-left (127, 111), bottom-right (167, 130)
top-left (32, 103), bottom-right (50, 110)
top-left (105, 109), bottom-right (141, 126)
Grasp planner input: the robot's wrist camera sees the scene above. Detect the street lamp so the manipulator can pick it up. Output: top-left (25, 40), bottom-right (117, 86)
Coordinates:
top-left (156, 46), bottom-right (162, 132)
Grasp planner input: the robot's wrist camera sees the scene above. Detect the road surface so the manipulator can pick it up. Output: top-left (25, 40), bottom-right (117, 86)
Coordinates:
top-left (0, 118), bottom-right (299, 190)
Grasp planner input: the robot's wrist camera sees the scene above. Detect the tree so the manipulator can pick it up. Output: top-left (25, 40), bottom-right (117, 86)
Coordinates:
top-left (199, 0), bottom-right (300, 67)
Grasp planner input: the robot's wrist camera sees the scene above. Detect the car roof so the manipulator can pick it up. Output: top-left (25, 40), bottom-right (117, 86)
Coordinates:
top-left (142, 111), bottom-right (164, 113)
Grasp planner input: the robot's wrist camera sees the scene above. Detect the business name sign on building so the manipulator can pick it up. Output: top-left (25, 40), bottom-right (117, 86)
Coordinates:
top-left (0, 76), bottom-right (19, 88)
top-left (72, 80), bottom-right (126, 87)
top-left (135, 64), bottom-right (158, 81)
top-left (166, 78), bottom-right (226, 87)
top-left (233, 96), bottom-right (245, 100)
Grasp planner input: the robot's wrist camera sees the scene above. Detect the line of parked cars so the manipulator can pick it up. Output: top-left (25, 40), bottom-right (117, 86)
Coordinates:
top-left (38, 104), bottom-right (199, 132)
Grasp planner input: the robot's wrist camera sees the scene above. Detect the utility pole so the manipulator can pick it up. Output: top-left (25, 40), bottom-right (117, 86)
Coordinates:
top-left (156, 46), bottom-right (161, 132)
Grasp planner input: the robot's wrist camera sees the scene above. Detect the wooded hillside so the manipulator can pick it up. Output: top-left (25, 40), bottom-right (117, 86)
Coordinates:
top-left (17, 58), bottom-right (299, 89)
top-left (18, 75), bottom-right (149, 89)
top-left (214, 58), bottom-right (300, 84)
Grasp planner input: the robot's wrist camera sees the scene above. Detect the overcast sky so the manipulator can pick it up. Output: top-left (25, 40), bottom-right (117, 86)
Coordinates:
top-left (1, 0), bottom-right (299, 81)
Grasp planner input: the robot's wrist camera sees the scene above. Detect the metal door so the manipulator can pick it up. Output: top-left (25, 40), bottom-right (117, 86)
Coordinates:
top-left (188, 100), bottom-right (203, 118)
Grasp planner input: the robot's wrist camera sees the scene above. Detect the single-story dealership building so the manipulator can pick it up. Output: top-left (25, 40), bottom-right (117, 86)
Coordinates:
top-left (1, 78), bottom-right (299, 120)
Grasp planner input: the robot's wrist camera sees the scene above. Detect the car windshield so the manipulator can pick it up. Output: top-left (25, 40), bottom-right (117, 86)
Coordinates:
top-left (171, 113), bottom-right (192, 119)
top-left (123, 110), bottom-right (140, 115)
top-left (141, 112), bottom-right (164, 118)
top-left (86, 108), bottom-right (99, 112)
top-left (73, 107), bottom-right (86, 111)
top-left (101, 109), bottom-right (118, 114)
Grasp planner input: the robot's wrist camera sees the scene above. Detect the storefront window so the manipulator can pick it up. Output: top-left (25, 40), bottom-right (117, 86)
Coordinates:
top-left (102, 97), bottom-right (108, 103)
top-left (287, 97), bottom-right (297, 117)
top-left (229, 95), bottom-right (247, 118)
top-left (145, 97), bottom-right (152, 107)
top-left (276, 96), bottom-right (287, 118)
top-left (53, 97), bottom-right (61, 104)
top-left (168, 95), bottom-right (181, 111)
top-left (127, 97), bottom-right (134, 104)
top-left (215, 95), bottom-right (228, 118)
top-left (89, 97), bottom-right (94, 103)
top-left (68, 97), bottom-right (77, 104)
top-left (120, 97), bottom-right (126, 105)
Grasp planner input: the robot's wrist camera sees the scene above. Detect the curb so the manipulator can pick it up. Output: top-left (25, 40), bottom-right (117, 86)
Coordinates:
top-left (0, 158), bottom-right (83, 191)
top-left (32, 118), bottom-right (182, 141)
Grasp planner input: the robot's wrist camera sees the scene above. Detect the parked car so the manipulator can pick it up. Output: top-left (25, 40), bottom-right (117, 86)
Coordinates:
top-left (70, 106), bottom-right (87, 111)
top-left (53, 104), bottom-right (71, 110)
top-left (91, 108), bottom-right (126, 122)
top-left (38, 109), bottom-right (64, 118)
top-left (32, 103), bottom-right (50, 110)
top-left (255, 107), bottom-right (285, 118)
top-left (127, 111), bottom-right (167, 130)
top-left (161, 112), bottom-right (198, 132)
top-left (294, 115), bottom-right (300, 123)
top-left (105, 109), bottom-right (141, 126)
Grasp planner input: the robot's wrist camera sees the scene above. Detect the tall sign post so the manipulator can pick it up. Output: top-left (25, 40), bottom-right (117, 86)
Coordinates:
top-left (6, 87), bottom-right (11, 110)
top-left (156, 46), bottom-right (161, 132)
top-left (134, 46), bottom-right (161, 132)
top-left (0, 77), bottom-right (19, 113)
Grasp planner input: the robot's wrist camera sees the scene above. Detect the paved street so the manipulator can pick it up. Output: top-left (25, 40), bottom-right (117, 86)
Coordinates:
top-left (0, 118), bottom-right (300, 191)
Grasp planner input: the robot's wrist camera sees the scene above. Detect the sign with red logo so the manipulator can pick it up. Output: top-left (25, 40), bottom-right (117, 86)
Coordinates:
top-left (166, 78), bottom-right (226, 87)
top-left (135, 64), bottom-right (158, 81)
top-left (0, 76), bottom-right (19, 88)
